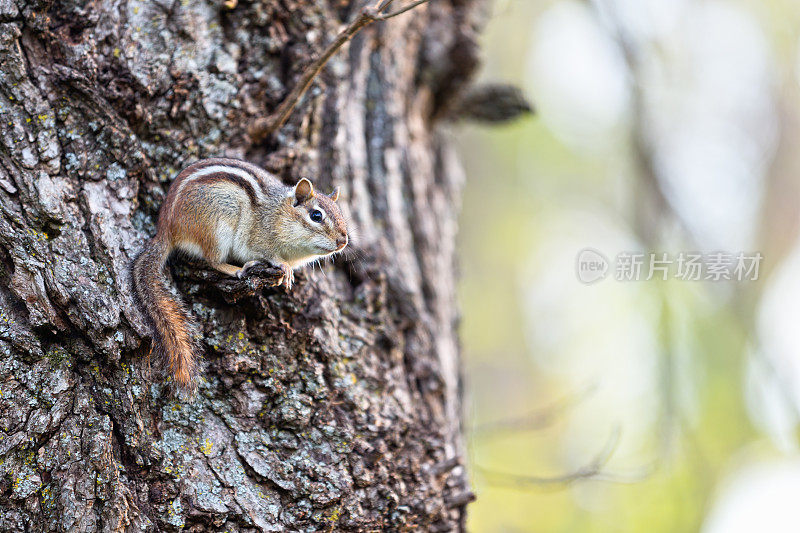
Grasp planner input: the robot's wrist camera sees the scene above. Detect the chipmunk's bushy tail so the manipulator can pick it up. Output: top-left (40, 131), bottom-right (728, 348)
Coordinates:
top-left (131, 238), bottom-right (198, 397)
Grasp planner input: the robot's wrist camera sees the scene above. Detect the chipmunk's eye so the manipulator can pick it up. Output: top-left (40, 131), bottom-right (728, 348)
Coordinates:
top-left (309, 209), bottom-right (324, 223)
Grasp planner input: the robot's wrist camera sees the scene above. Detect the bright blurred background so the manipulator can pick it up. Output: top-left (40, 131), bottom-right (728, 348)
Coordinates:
top-left (455, 0), bottom-right (800, 531)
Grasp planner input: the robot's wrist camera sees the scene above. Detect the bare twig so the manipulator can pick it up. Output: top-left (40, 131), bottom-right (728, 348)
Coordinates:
top-left (445, 491), bottom-right (476, 508)
top-left (427, 456), bottom-right (462, 477)
top-left (248, 0), bottom-right (431, 143)
top-left (474, 426), bottom-right (653, 489)
top-left (471, 384), bottom-right (597, 436)
top-left (377, 0), bottom-right (429, 19)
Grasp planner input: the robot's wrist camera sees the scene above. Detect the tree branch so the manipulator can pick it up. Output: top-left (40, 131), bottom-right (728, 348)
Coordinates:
top-left (471, 384), bottom-right (597, 436)
top-left (247, 0), bottom-right (430, 143)
top-left (376, 0), bottom-right (430, 20)
top-left (474, 427), bottom-right (653, 489)
top-left (176, 260), bottom-right (285, 303)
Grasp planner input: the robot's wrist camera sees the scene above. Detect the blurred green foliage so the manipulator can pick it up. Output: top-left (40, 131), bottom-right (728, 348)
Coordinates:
top-left (456, 1), bottom-right (800, 531)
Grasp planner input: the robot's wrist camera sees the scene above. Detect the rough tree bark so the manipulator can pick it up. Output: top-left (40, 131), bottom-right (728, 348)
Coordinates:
top-left (0, 0), bottom-right (482, 530)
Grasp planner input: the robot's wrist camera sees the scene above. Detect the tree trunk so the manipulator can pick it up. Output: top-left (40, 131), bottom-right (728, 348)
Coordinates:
top-left (0, 0), bottom-right (479, 531)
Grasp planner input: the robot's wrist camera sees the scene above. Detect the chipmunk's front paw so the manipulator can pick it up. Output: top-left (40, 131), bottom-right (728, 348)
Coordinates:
top-left (236, 260), bottom-right (261, 279)
top-left (278, 263), bottom-right (294, 290)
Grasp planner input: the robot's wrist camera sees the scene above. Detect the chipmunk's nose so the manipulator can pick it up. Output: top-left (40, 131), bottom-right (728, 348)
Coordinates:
top-left (336, 235), bottom-right (348, 250)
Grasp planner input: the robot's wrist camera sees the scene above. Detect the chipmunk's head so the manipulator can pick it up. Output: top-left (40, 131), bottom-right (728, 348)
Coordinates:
top-left (283, 178), bottom-right (348, 259)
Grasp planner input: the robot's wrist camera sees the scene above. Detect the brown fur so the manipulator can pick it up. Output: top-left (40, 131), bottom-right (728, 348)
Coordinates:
top-left (314, 193), bottom-right (348, 240)
top-left (133, 158), bottom-right (349, 397)
top-left (131, 237), bottom-right (198, 396)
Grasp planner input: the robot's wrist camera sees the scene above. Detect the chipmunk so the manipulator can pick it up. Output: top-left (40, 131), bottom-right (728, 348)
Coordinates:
top-left (132, 158), bottom-right (348, 396)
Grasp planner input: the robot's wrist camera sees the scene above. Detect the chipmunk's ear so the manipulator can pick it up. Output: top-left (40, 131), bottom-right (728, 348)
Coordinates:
top-left (329, 186), bottom-right (340, 202)
top-left (293, 178), bottom-right (314, 204)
